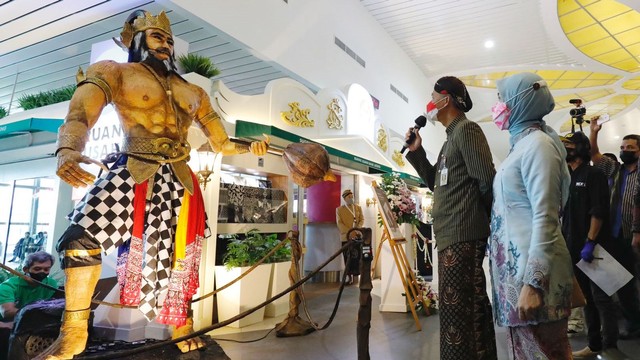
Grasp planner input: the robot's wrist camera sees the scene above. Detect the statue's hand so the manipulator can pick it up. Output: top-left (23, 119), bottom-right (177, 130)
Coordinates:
top-left (249, 134), bottom-right (270, 156)
top-left (56, 149), bottom-right (102, 187)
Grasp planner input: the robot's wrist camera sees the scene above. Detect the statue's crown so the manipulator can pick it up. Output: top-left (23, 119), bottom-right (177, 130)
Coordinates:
top-left (120, 11), bottom-right (173, 48)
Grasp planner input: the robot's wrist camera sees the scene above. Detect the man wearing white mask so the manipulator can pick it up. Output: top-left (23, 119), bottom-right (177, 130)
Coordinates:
top-left (336, 189), bottom-right (363, 285)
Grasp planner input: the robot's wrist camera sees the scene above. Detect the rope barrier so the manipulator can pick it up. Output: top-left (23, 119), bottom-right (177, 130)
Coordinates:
top-left (0, 262), bottom-right (137, 309)
top-left (4, 231), bottom-right (359, 358)
top-left (299, 240), bottom-right (354, 331)
top-left (0, 236), bottom-right (291, 309)
top-left (73, 234), bottom-right (353, 359)
top-left (191, 237), bottom-right (291, 303)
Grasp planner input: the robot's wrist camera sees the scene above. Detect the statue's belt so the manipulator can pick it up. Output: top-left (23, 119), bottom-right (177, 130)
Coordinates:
top-left (121, 137), bottom-right (195, 195)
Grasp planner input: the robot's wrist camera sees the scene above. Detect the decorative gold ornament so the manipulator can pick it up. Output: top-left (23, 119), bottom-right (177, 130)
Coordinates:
top-left (392, 150), bottom-right (405, 167)
top-left (195, 143), bottom-right (218, 190)
top-left (120, 11), bottom-right (173, 48)
top-left (326, 98), bottom-right (343, 129)
top-left (281, 102), bottom-right (315, 127)
top-left (377, 124), bottom-right (388, 151)
top-left (76, 67), bottom-right (85, 84)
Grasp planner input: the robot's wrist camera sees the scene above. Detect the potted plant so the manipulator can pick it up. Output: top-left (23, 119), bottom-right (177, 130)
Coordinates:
top-left (177, 53), bottom-right (220, 94)
top-left (264, 233), bottom-right (292, 317)
top-left (177, 53), bottom-right (220, 79)
top-left (0, 106), bottom-right (7, 119)
top-left (215, 229), bottom-right (289, 327)
top-left (17, 85), bottom-right (75, 110)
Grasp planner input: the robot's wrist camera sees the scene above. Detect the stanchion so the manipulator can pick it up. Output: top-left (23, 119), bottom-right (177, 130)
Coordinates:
top-left (275, 230), bottom-right (316, 337)
top-left (351, 228), bottom-right (373, 360)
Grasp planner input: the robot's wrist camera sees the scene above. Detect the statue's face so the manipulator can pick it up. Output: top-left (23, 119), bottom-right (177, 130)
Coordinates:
top-left (144, 28), bottom-right (174, 62)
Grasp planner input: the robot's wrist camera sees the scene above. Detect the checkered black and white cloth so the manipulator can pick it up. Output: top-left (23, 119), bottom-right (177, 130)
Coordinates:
top-left (70, 164), bottom-right (207, 321)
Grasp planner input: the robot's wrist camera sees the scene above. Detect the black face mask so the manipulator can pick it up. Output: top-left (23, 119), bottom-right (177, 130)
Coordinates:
top-left (619, 151), bottom-right (638, 165)
top-left (565, 148), bottom-right (578, 163)
top-left (29, 272), bottom-right (48, 282)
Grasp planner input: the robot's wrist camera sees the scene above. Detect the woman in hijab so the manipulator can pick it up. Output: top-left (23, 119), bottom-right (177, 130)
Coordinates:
top-left (489, 72), bottom-right (573, 359)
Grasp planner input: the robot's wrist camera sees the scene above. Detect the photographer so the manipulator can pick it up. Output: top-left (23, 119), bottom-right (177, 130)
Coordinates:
top-left (589, 118), bottom-right (640, 339)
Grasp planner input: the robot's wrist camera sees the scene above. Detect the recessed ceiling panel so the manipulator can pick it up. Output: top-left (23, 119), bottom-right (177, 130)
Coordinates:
top-left (554, 89), bottom-right (616, 109)
top-left (559, 0), bottom-right (640, 72)
top-left (559, 94), bottom-right (639, 132)
top-left (459, 70), bottom-right (621, 89)
top-left (622, 77), bottom-right (640, 90)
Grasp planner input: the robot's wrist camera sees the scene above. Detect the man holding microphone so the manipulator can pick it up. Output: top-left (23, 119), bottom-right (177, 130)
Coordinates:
top-left (404, 76), bottom-right (496, 360)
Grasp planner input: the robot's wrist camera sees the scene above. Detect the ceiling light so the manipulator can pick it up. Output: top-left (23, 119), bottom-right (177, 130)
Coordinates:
top-left (484, 40), bottom-right (495, 49)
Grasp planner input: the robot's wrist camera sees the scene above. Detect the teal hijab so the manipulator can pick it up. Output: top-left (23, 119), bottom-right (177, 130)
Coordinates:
top-left (497, 72), bottom-right (570, 208)
top-left (496, 72), bottom-right (555, 137)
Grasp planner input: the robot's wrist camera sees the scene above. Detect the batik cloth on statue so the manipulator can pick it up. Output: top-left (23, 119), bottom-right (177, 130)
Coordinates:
top-left (68, 158), bottom-right (209, 327)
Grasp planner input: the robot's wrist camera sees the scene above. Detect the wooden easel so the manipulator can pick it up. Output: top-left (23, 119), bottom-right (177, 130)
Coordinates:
top-left (370, 181), bottom-right (427, 331)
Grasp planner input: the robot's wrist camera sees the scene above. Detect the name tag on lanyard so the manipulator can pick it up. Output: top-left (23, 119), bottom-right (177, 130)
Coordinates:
top-left (439, 151), bottom-right (448, 186)
top-left (440, 167), bottom-right (448, 186)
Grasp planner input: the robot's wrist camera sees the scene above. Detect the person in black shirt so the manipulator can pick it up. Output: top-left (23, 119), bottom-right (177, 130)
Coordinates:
top-left (561, 131), bottom-right (619, 358)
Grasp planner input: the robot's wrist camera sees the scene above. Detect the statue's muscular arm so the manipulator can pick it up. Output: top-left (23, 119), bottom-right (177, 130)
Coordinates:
top-left (56, 60), bottom-right (121, 187)
top-left (194, 88), bottom-right (268, 156)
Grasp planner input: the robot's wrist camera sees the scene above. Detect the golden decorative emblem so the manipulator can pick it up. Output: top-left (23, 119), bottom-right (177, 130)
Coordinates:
top-left (392, 150), bottom-right (405, 167)
top-left (281, 102), bottom-right (315, 127)
top-left (326, 98), bottom-right (343, 129)
top-left (120, 11), bottom-right (173, 48)
top-left (377, 124), bottom-right (388, 151)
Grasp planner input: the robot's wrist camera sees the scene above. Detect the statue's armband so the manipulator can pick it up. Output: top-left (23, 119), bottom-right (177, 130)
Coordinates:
top-left (56, 122), bottom-right (89, 156)
top-left (78, 77), bottom-right (113, 104)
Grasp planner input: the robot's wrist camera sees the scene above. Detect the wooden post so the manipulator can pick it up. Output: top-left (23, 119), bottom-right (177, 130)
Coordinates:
top-left (353, 228), bottom-right (373, 360)
top-left (275, 230), bottom-right (316, 337)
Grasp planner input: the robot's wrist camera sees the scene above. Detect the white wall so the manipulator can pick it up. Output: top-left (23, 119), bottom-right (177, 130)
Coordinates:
top-left (166, 0), bottom-right (435, 143)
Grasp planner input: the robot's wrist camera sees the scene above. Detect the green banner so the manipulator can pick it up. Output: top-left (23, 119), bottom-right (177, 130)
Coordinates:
top-left (235, 120), bottom-right (392, 174)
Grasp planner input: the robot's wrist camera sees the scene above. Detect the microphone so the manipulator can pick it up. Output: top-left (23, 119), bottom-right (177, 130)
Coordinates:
top-left (400, 115), bottom-right (427, 154)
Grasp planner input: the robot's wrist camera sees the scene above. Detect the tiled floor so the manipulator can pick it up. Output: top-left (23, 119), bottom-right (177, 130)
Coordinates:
top-left (208, 282), bottom-right (640, 360)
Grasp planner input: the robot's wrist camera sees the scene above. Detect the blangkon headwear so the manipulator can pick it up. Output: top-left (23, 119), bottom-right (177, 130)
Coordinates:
top-left (342, 189), bottom-right (353, 199)
top-left (434, 76), bottom-right (473, 112)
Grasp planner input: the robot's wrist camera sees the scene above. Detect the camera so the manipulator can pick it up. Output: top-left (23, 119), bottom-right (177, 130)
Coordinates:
top-left (570, 107), bottom-right (586, 117)
top-left (569, 99), bottom-right (586, 123)
top-left (569, 99), bottom-right (587, 132)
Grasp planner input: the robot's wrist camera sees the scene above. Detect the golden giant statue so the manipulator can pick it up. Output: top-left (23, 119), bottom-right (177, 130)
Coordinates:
top-left (36, 10), bottom-right (268, 359)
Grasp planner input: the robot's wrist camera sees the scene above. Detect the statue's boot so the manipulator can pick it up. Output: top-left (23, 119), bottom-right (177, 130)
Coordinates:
top-left (34, 265), bottom-right (101, 360)
top-left (172, 316), bottom-right (205, 353)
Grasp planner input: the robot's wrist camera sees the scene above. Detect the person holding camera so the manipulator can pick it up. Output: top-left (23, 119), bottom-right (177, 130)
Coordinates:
top-left (589, 118), bottom-right (640, 339)
top-left (404, 76), bottom-right (496, 360)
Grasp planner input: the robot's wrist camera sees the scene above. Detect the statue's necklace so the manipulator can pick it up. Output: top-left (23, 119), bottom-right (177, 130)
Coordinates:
top-left (140, 62), bottom-right (182, 140)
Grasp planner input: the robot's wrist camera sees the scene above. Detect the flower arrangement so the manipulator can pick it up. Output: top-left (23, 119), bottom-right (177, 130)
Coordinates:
top-left (402, 269), bottom-right (439, 315)
top-left (401, 271), bottom-right (438, 315)
top-left (414, 272), bottom-right (438, 313)
top-left (378, 172), bottom-right (420, 226)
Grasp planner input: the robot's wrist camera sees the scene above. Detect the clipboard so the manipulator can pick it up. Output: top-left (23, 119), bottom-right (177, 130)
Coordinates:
top-left (576, 244), bottom-right (633, 296)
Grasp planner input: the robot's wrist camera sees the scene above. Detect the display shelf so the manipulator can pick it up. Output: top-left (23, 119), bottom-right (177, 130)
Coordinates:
top-left (216, 223), bottom-right (290, 235)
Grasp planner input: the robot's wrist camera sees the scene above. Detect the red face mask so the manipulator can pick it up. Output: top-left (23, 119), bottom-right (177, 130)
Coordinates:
top-left (425, 97), bottom-right (446, 123)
